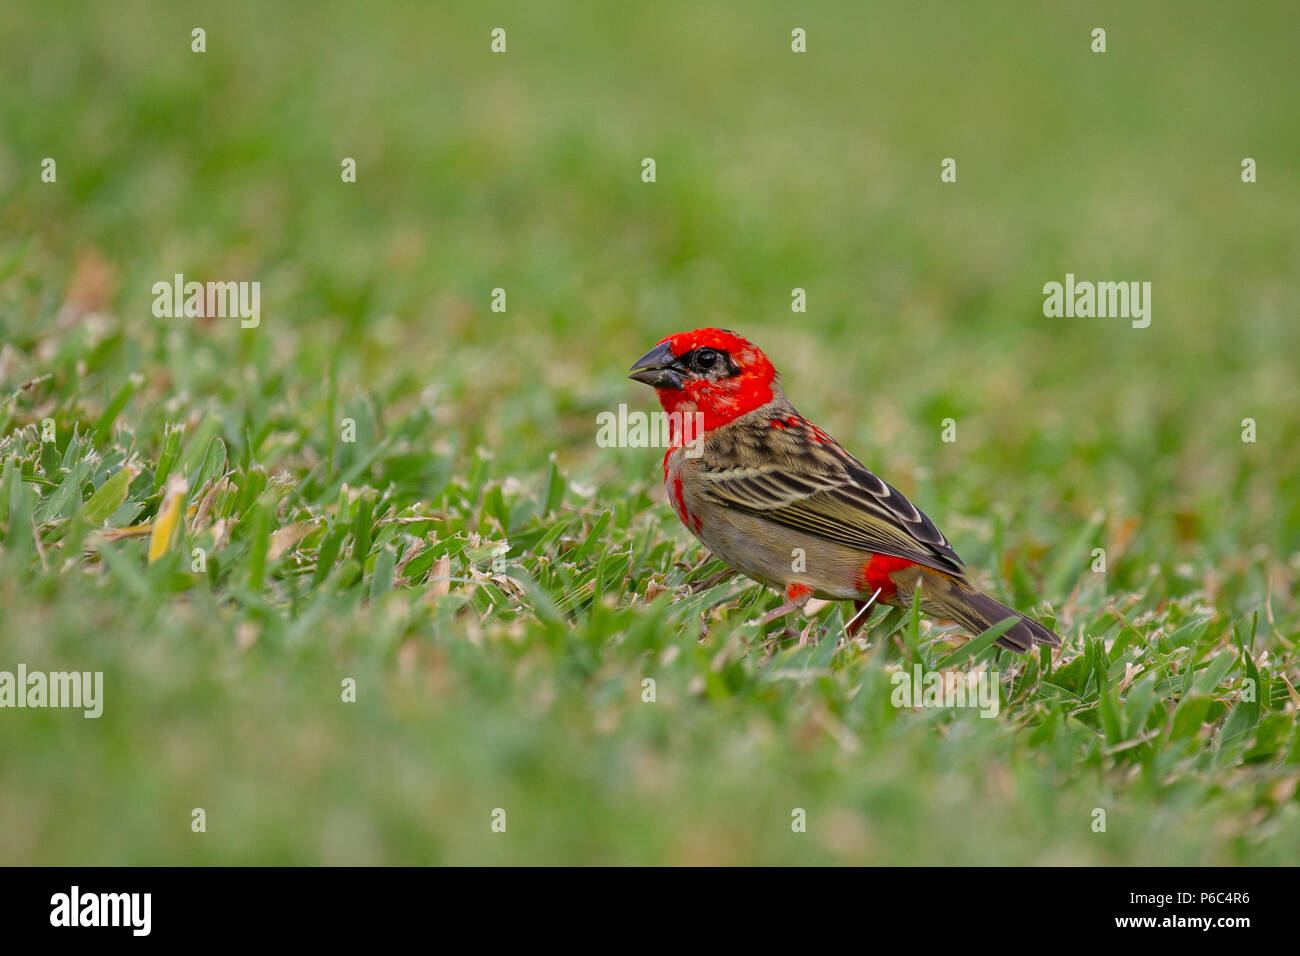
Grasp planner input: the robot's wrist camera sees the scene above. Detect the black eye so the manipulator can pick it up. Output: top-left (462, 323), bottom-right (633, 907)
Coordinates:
top-left (692, 349), bottom-right (720, 372)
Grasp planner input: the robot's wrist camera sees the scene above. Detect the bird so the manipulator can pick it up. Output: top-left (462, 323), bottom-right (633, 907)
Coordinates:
top-left (628, 328), bottom-right (1060, 653)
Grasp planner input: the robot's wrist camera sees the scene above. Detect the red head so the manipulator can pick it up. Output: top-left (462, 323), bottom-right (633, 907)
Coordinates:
top-left (628, 328), bottom-right (778, 433)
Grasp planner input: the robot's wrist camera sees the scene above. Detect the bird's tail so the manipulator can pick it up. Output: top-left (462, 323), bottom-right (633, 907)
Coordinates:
top-left (935, 586), bottom-right (1061, 654)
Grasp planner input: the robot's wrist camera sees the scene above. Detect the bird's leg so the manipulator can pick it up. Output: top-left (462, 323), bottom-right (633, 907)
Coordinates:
top-left (762, 583), bottom-right (815, 625)
top-left (844, 587), bottom-right (884, 638)
top-left (688, 566), bottom-right (738, 594)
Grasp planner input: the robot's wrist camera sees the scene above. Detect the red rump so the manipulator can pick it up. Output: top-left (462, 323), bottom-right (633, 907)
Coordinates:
top-left (854, 553), bottom-right (917, 600)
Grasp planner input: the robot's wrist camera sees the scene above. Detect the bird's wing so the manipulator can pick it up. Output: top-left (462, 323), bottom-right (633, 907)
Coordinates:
top-left (697, 415), bottom-right (966, 575)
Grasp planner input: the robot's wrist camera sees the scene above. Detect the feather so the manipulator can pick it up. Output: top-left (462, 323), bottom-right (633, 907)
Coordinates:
top-left (695, 400), bottom-right (966, 576)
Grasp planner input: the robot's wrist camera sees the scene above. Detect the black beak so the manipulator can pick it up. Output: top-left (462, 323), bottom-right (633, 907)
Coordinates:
top-left (628, 340), bottom-right (686, 390)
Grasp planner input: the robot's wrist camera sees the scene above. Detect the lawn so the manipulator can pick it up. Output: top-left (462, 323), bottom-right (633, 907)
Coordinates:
top-left (1, 0), bottom-right (1298, 864)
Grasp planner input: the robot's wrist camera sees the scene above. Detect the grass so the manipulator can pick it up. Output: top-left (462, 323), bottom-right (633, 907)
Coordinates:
top-left (0, 0), bottom-right (1298, 864)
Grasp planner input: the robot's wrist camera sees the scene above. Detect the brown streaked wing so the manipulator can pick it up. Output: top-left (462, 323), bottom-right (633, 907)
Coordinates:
top-left (697, 416), bottom-right (966, 575)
